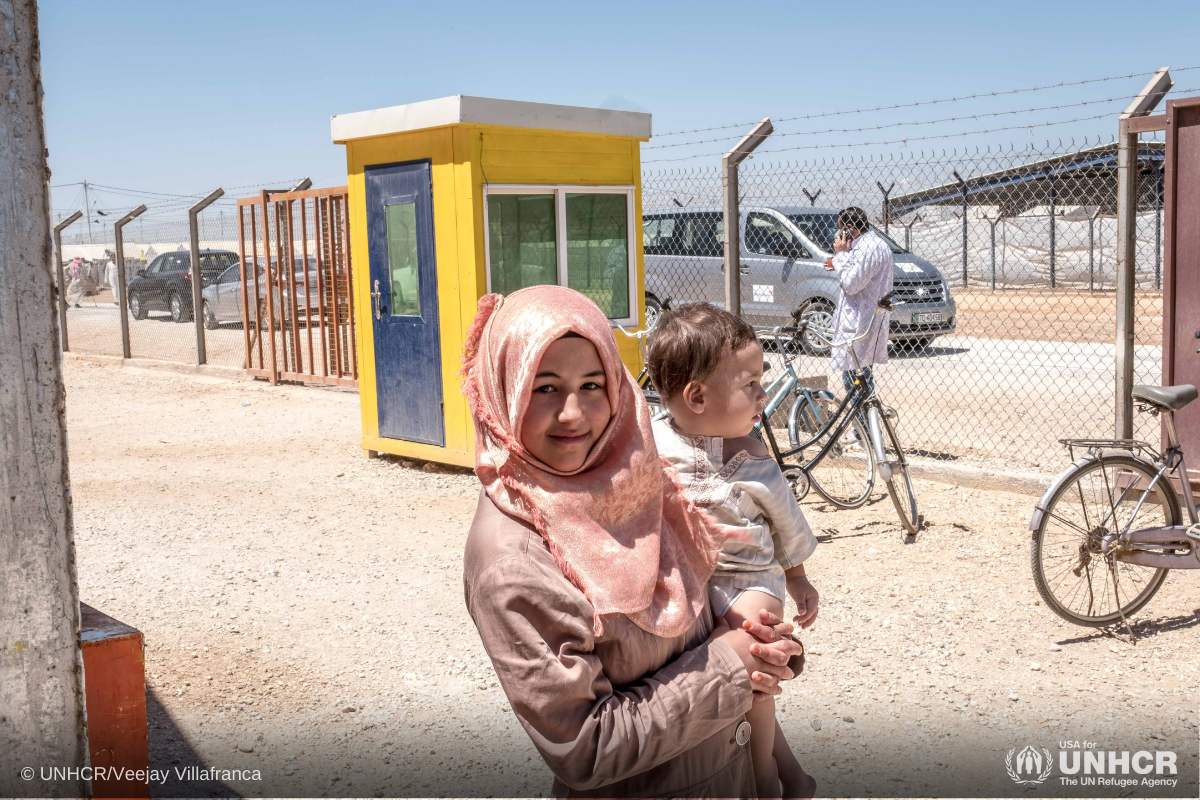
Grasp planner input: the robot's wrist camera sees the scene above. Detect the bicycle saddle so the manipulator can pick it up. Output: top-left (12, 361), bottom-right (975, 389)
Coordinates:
top-left (1131, 384), bottom-right (1197, 411)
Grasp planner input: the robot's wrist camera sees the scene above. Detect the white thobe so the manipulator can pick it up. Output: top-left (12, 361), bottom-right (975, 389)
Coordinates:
top-left (105, 260), bottom-right (119, 303)
top-left (829, 230), bottom-right (894, 372)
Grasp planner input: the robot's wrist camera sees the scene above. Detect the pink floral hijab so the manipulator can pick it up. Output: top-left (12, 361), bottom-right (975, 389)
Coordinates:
top-left (461, 286), bottom-right (728, 638)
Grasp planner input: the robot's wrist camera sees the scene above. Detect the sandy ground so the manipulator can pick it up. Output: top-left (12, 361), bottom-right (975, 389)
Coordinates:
top-left (954, 289), bottom-right (1162, 347)
top-left (64, 361), bottom-right (1199, 798)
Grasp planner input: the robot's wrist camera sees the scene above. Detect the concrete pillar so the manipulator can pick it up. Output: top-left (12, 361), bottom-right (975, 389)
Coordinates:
top-left (0, 1), bottom-right (91, 796)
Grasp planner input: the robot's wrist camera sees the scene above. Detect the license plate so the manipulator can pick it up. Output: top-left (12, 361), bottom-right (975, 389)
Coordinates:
top-left (912, 312), bottom-right (942, 324)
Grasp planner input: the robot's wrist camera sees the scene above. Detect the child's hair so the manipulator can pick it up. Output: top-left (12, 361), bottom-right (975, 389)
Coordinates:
top-left (646, 302), bottom-right (757, 400)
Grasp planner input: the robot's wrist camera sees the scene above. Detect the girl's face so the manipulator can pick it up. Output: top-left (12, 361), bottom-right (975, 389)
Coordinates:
top-left (520, 336), bottom-right (612, 472)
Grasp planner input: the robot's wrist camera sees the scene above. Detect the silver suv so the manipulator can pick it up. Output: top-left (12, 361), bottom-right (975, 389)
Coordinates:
top-left (643, 205), bottom-right (957, 354)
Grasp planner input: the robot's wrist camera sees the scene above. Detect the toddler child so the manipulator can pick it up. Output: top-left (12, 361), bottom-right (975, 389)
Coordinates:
top-left (647, 302), bottom-right (820, 799)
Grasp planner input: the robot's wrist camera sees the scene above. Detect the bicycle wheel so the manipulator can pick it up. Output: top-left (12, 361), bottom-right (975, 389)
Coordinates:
top-left (871, 406), bottom-right (919, 535)
top-left (794, 397), bottom-right (874, 509)
top-left (1031, 454), bottom-right (1175, 627)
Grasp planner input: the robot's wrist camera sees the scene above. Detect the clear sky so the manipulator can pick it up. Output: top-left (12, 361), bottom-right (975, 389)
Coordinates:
top-left (41, 0), bottom-right (1200, 220)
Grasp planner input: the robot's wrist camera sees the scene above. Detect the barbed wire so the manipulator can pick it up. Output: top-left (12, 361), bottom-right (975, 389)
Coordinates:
top-left (53, 178), bottom-right (305, 221)
top-left (643, 89), bottom-right (1193, 151)
top-left (651, 66), bottom-right (1197, 139)
top-left (642, 106), bottom-right (1179, 164)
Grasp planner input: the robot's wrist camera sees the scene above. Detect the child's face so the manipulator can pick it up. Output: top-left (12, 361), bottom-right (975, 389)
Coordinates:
top-left (693, 341), bottom-right (768, 438)
top-left (520, 336), bottom-right (612, 472)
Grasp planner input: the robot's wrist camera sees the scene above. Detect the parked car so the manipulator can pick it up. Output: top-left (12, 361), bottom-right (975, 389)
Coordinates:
top-left (126, 250), bottom-right (238, 322)
top-left (642, 205), bottom-right (957, 354)
top-left (200, 257), bottom-right (323, 330)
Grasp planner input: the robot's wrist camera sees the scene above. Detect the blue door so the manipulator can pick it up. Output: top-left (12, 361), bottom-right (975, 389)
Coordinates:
top-left (366, 161), bottom-right (444, 446)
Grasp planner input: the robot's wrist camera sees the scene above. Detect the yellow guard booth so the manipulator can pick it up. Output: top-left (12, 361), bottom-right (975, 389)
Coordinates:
top-left (332, 95), bottom-right (652, 466)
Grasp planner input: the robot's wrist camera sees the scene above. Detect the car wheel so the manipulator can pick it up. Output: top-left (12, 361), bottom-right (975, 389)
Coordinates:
top-left (645, 295), bottom-right (663, 330)
top-left (203, 301), bottom-right (219, 330)
top-left (797, 298), bottom-right (835, 357)
top-left (169, 290), bottom-right (192, 323)
top-left (129, 292), bottom-right (147, 320)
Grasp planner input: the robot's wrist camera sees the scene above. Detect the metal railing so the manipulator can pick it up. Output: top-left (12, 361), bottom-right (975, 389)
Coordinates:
top-left (235, 187), bottom-right (358, 387)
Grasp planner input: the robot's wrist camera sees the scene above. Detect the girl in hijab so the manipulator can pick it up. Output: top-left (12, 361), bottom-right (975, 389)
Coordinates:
top-left (462, 286), bottom-right (804, 798)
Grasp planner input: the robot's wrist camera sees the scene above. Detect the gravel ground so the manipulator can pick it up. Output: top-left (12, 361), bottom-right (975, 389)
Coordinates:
top-left (65, 360), bottom-right (1199, 798)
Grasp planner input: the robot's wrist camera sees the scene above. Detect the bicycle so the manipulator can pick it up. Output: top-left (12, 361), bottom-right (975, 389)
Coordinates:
top-left (1029, 384), bottom-right (1200, 627)
top-left (754, 292), bottom-right (921, 536)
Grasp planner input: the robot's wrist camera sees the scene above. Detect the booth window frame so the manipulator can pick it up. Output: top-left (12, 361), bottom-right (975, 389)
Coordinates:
top-left (482, 184), bottom-right (638, 326)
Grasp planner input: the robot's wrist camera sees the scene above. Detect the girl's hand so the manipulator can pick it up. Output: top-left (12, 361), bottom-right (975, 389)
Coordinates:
top-left (742, 608), bottom-right (805, 676)
top-left (709, 616), bottom-right (801, 702)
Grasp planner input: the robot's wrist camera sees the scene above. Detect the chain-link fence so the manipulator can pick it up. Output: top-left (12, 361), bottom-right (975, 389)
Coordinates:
top-left (642, 134), bottom-right (1165, 473)
top-left (52, 186), bottom-right (357, 387)
top-left (55, 211), bottom-right (250, 367)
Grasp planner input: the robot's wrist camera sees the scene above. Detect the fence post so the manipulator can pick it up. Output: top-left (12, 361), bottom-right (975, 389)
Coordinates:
top-left (114, 205), bottom-right (147, 360)
top-left (52, 210), bottom-right (82, 351)
top-left (1115, 66), bottom-right (1172, 439)
top-left (1153, 160), bottom-right (1163, 290)
top-left (722, 118), bottom-right (773, 317)
top-left (1047, 169), bottom-right (1057, 289)
top-left (0, 2), bottom-right (91, 794)
top-left (1087, 209), bottom-right (1100, 293)
top-left (876, 181), bottom-right (895, 234)
top-left (953, 170), bottom-right (968, 287)
top-left (902, 213), bottom-right (921, 252)
top-left (987, 215), bottom-right (1002, 291)
top-left (260, 190), bottom-right (279, 384)
top-left (188, 188), bottom-right (225, 365)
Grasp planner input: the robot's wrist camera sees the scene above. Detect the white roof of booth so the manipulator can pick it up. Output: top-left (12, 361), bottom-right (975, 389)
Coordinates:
top-left (331, 95), bottom-right (652, 143)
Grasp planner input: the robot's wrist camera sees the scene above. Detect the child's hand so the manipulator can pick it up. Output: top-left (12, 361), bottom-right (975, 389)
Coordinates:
top-left (786, 573), bottom-right (820, 629)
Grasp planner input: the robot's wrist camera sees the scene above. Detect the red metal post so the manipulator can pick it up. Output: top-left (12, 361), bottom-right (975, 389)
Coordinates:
top-left (237, 206), bottom-right (252, 369)
top-left (260, 190), bottom-right (278, 384)
top-left (340, 192), bottom-right (358, 378)
top-left (300, 197), bottom-right (315, 375)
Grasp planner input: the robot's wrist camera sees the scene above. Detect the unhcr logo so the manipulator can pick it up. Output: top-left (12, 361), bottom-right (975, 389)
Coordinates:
top-left (1006, 745), bottom-right (1054, 786)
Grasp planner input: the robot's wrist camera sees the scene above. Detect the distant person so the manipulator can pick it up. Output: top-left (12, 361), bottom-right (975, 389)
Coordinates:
top-left (105, 253), bottom-right (120, 305)
top-left (825, 206), bottom-right (893, 394)
top-left (65, 257), bottom-right (86, 308)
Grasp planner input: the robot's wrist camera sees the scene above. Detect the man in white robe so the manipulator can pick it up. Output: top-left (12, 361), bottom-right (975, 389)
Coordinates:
top-left (827, 206), bottom-right (893, 395)
top-left (105, 254), bottom-right (120, 305)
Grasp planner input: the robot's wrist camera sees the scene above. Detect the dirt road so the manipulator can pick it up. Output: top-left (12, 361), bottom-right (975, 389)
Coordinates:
top-left (64, 360), bottom-right (1199, 797)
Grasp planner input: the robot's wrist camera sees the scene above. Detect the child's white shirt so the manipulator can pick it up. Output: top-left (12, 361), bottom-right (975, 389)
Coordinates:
top-left (653, 417), bottom-right (817, 604)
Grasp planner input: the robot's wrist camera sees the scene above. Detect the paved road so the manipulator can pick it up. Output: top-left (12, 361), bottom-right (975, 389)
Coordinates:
top-left (63, 303), bottom-right (274, 370)
top-left (770, 335), bottom-right (1162, 471)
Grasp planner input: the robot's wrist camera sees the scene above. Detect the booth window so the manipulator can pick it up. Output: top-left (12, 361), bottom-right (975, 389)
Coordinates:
top-left (487, 194), bottom-right (557, 295)
top-left (485, 185), bottom-right (637, 323)
top-left (385, 201), bottom-right (421, 317)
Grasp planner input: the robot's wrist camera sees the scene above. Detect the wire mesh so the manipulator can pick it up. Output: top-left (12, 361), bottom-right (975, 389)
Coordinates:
top-left (642, 134), bottom-right (1165, 473)
top-left (53, 190), bottom-right (357, 383)
top-left (56, 212), bottom-right (246, 365)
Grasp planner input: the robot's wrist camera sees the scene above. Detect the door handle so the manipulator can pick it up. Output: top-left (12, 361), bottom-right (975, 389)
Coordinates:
top-left (372, 280), bottom-right (382, 320)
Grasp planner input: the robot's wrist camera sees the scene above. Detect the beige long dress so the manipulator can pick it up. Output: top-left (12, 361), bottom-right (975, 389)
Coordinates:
top-left (464, 492), bottom-right (759, 798)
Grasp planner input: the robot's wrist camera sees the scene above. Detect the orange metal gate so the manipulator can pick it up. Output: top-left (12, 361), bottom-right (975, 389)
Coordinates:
top-left (236, 187), bottom-right (358, 387)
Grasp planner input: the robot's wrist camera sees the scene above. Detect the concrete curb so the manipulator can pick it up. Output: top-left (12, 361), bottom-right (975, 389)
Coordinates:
top-left (61, 351), bottom-right (248, 382)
